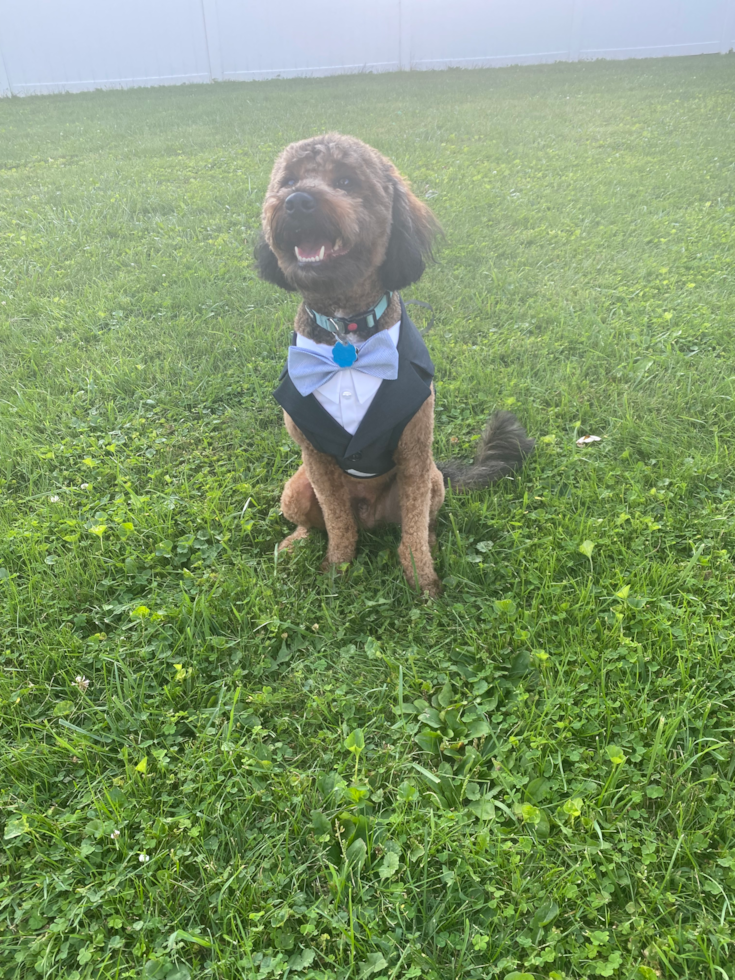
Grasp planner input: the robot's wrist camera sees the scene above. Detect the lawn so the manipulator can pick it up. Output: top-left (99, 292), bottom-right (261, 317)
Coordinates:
top-left (1, 54), bottom-right (735, 980)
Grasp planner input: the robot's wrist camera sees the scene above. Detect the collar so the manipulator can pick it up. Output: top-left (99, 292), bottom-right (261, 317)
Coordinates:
top-left (305, 291), bottom-right (392, 339)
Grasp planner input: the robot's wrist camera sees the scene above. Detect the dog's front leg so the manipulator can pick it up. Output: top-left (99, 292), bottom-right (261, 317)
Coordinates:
top-left (393, 395), bottom-right (443, 596)
top-left (301, 445), bottom-right (358, 569)
top-left (284, 413), bottom-right (358, 570)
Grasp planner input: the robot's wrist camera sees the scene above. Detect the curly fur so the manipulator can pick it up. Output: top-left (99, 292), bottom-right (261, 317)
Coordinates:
top-left (258, 133), bottom-right (533, 595)
top-left (256, 132), bottom-right (439, 316)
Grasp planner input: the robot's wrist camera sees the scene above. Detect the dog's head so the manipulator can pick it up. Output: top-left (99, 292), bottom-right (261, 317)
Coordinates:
top-left (256, 133), bottom-right (439, 297)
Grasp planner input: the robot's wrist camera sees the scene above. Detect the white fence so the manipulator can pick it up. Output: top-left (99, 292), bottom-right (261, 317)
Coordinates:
top-left (0, 0), bottom-right (733, 97)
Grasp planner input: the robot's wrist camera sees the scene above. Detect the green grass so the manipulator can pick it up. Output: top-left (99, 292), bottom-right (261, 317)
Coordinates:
top-left (1, 54), bottom-right (735, 980)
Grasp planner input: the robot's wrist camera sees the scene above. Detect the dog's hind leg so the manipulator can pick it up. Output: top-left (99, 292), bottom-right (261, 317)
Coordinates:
top-left (279, 465), bottom-right (325, 551)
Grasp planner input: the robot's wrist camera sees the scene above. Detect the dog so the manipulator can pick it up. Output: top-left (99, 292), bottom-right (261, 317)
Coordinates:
top-left (256, 133), bottom-right (533, 595)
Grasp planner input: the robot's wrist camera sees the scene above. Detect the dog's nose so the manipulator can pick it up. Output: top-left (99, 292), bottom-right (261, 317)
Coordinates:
top-left (285, 191), bottom-right (316, 215)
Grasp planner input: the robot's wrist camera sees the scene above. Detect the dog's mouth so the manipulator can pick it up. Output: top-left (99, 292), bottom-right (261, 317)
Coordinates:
top-left (293, 237), bottom-right (350, 266)
top-left (271, 204), bottom-right (354, 272)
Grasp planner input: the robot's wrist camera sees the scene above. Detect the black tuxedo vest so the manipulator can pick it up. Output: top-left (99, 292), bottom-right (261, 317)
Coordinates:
top-left (273, 299), bottom-right (435, 478)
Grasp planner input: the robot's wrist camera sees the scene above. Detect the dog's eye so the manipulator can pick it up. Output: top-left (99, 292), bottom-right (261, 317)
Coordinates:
top-left (335, 176), bottom-right (356, 191)
top-left (283, 176), bottom-right (297, 188)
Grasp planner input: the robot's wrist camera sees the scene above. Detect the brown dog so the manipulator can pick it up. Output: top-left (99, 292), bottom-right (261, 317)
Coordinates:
top-left (256, 133), bottom-right (532, 595)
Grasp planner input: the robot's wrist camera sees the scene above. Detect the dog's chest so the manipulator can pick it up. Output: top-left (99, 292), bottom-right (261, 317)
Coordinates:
top-left (274, 301), bottom-right (435, 480)
top-left (294, 319), bottom-right (401, 435)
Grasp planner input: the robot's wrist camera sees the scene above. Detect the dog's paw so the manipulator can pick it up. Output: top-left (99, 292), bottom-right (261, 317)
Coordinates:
top-left (420, 575), bottom-right (443, 598)
top-left (401, 564), bottom-right (443, 597)
top-left (398, 544), bottom-right (441, 596)
top-left (320, 555), bottom-right (353, 574)
top-left (278, 527), bottom-right (310, 552)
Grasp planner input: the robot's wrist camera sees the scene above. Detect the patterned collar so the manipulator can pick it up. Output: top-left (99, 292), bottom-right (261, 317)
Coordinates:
top-left (305, 291), bottom-right (392, 339)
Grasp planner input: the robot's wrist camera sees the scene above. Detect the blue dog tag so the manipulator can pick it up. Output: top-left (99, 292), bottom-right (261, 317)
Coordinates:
top-left (332, 341), bottom-right (357, 368)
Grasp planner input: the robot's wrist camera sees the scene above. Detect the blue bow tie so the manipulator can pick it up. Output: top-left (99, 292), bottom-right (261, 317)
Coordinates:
top-left (287, 332), bottom-right (399, 397)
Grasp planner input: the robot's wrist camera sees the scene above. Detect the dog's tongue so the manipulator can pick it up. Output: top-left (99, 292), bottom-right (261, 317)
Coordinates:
top-left (295, 241), bottom-right (329, 262)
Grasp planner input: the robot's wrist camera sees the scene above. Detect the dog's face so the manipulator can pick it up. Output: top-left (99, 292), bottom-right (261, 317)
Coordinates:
top-left (256, 133), bottom-right (438, 298)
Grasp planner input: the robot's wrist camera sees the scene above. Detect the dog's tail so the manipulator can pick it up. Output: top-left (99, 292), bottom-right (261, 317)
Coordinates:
top-left (437, 411), bottom-right (534, 491)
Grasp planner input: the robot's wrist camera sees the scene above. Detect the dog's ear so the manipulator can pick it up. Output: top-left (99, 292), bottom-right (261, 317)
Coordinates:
top-left (254, 233), bottom-right (297, 291)
top-left (379, 176), bottom-right (440, 291)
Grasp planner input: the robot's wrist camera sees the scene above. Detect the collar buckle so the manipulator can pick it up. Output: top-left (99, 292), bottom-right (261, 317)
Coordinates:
top-left (327, 316), bottom-right (348, 339)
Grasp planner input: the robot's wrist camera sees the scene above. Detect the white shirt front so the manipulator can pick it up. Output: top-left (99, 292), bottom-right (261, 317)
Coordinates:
top-left (294, 320), bottom-right (401, 436)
